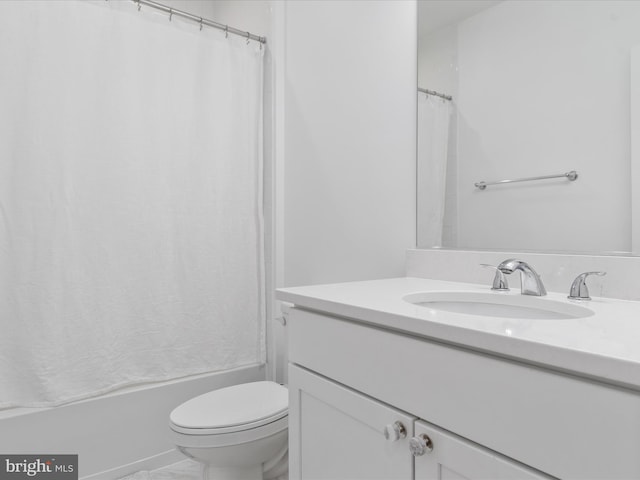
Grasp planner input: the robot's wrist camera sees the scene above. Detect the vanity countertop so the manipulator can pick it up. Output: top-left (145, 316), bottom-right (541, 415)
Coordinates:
top-left (276, 277), bottom-right (640, 390)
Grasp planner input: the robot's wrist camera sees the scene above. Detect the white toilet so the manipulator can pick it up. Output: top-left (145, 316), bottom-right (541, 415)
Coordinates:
top-left (169, 381), bottom-right (289, 480)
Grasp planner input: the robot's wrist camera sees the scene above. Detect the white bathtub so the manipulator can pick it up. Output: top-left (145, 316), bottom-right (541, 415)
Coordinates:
top-left (0, 364), bottom-right (265, 479)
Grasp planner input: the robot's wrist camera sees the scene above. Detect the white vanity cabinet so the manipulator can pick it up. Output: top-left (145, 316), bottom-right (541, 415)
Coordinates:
top-left (286, 307), bottom-right (640, 479)
top-left (289, 365), bottom-right (550, 480)
top-left (413, 421), bottom-right (550, 480)
top-left (289, 365), bottom-right (416, 479)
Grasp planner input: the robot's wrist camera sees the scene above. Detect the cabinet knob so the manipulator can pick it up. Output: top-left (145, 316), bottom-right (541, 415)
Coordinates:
top-left (383, 421), bottom-right (407, 441)
top-left (409, 434), bottom-right (434, 456)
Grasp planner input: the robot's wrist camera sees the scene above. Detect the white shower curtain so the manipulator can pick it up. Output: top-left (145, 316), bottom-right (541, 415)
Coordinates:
top-left (417, 93), bottom-right (452, 248)
top-left (0, 1), bottom-right (265, 407)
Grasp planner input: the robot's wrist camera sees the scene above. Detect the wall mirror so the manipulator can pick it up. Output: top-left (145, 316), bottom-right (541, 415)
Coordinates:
top-left (417, 0), bottom-right (640, 255)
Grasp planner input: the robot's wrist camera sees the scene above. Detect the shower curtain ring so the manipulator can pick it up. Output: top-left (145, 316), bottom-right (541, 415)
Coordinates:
top-left (199, 18), bottom-right (203, 31)
top-left (246, 32), bottom-right (250, 44)
top-left (137, 1), bottom-right (141, 11)
top-left (224, 25), bottom-right (229, 38)
top-left (168, 8), bottom-right (173, 21)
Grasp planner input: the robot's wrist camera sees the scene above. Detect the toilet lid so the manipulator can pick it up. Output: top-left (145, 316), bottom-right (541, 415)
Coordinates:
top-left (170, 381), bottom-right (288, 431)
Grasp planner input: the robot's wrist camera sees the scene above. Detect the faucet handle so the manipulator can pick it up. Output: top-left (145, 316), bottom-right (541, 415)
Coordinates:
top-left (568, 271), bottom-right (606, 301)
top-left (480, 264), bottom-right (510, 291)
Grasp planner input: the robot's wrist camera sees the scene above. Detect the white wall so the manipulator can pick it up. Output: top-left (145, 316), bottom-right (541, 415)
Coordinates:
top-left (210, 0), bottom-right (271, 38)
top-left (280, 0), bottom-right (417, 288)
top-left (418, 24), bottom-right (457, 97)
top-left (419, 0), bottom-right (640, 254)
top-left (159, 0), bottom-right (217, 19)
top-left (160, 0), bottom-right (271, 36)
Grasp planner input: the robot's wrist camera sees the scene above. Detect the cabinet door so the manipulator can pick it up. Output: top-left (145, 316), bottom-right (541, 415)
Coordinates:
top-left (289, 365), bottom-right (416, 480)
top-left (413, 421), bottom-right (555, 480)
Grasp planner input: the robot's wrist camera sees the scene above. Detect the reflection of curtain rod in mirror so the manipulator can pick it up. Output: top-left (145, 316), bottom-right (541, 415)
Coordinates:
top-left (418, 87), bottom-right (452, 101)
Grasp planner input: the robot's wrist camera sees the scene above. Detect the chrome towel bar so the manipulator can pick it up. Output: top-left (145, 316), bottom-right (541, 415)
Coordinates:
top-left (475, 170), bottom-right (578, 190)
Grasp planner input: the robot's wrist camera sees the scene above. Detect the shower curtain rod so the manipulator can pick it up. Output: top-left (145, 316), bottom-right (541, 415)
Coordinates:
top-left (418, 87), bottom-right (452, 101)
top-left (131, 0), bottom-right (267, 45)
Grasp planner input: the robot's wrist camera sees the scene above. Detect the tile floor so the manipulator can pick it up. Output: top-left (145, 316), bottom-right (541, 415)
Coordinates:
top-left (120, 459), bottom-right (202, 480)
top-left (120, 460), bottom-right (289, 480)
top-left (120, 460), bottom-right (288, 480)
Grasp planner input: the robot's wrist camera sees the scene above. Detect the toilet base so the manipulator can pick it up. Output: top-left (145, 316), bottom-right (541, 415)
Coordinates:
top-left (263, 448), bottom-right (288, 479)
top-left (202, 464), bottom-right (262, 480)
top-left (176, 429), bottom-right (288, 480)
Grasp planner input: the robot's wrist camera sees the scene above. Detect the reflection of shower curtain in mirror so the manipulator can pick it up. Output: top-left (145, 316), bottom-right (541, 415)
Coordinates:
top-left (417, 94), bottom-right (452, 248)
top-left (0, 1), bottom-right (265, 407)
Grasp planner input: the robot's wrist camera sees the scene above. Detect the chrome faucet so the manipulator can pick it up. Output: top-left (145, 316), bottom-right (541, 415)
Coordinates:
top-left (568, 271), bottom-right (606, 300)
top-left (497, 259), bottom-right (547, 296)
top-left (480, 264), bottom-right (510, 291)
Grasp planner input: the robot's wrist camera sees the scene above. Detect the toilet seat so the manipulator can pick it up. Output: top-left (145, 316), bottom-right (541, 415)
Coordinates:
top-left (169, 381), bottom-right (288, 436)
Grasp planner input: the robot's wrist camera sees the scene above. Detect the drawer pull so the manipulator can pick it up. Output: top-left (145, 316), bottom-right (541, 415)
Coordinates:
top-left (409, 434), bottom-right (434, 456)
top-left (383, 421), bottom-right (407, 441)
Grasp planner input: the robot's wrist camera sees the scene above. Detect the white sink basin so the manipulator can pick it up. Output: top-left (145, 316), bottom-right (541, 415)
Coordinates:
top-left (403, 291), bottom-right (593, 320)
